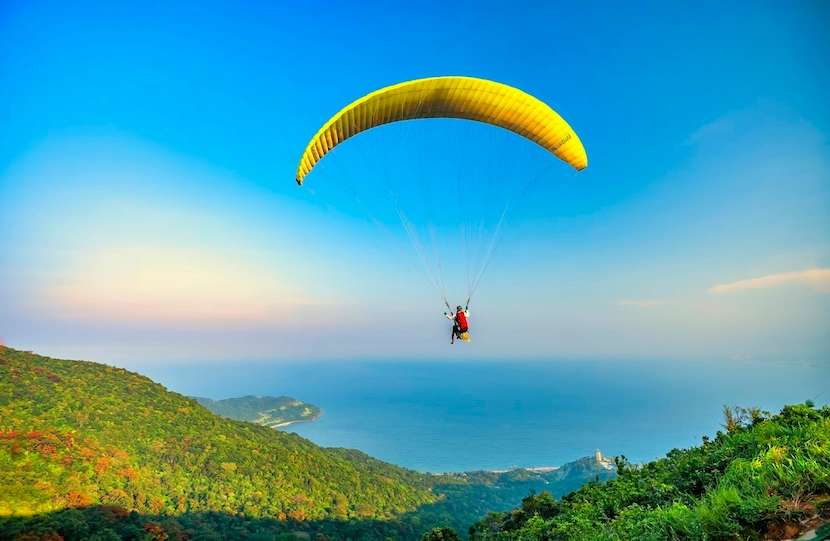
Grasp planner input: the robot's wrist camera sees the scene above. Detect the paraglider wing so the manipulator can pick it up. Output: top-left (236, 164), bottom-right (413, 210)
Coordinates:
top-left (295, 76), bottom-right (587, 185)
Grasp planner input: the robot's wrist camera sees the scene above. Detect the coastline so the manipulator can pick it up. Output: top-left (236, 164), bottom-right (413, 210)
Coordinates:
top-left (489, 466), bottom-right (560, 473)
top-left (272, 409), bottom-right (324, 429)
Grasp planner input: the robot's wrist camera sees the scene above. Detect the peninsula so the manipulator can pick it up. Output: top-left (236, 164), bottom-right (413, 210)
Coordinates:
top-left (191, 395), bottom-right (322, 428)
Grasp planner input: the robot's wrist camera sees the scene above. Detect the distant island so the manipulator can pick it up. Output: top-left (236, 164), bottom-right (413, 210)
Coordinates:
top-left (191, 395), bottom-right (322, 428)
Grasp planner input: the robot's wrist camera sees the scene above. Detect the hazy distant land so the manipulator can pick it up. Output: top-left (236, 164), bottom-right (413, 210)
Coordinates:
top-left (191, 394), bottom-right (322, 428)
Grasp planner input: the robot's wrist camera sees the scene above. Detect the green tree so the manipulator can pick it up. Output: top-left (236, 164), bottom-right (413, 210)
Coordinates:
top-left (422, 527), bottom-right (462, 541)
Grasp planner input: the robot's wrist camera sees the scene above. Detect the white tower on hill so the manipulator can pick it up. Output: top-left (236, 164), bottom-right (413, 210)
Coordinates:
top-left (595, 449), bottom-right (613, 469)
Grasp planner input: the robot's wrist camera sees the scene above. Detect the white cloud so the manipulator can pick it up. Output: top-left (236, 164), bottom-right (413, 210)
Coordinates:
top-left (682, 106), bottom-right (758, 146)
top-left (681, 99), bottom-right (784, 147)
top-left (710, 268), bottom-right (830, 294)
top-left (38, 244), bottom-right (338, 325)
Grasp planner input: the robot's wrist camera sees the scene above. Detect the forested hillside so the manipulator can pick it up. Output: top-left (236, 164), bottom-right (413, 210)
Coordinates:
top-left (0, 346), bottom-right (619, 540)
top-left (469, 403), bottom-right (830, 540)
top-left (0, 346), bottom-right (436, 522)
top-left (8, 346), bottom-right (821, 541)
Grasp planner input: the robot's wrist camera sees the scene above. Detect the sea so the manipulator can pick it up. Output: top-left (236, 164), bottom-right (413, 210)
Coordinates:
top-left (139, 358), bottom-right (829, 474)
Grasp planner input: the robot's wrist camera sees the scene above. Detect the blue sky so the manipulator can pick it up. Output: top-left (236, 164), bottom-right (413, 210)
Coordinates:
top-left (1, 0), bottom-right (828, 363)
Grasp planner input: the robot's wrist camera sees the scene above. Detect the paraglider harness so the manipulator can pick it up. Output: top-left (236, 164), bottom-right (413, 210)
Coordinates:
top-left (455, 311), bottom-right (468, 334)
top-left (447, 302), bottom-right (471, 343)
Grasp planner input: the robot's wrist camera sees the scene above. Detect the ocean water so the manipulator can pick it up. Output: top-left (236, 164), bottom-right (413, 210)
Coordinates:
top-left (139, 358), bottom-right (829, 473)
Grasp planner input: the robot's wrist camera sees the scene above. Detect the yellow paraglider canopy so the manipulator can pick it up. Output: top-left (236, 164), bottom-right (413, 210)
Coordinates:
top-left (295, 76), bottom-right (587, 185)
